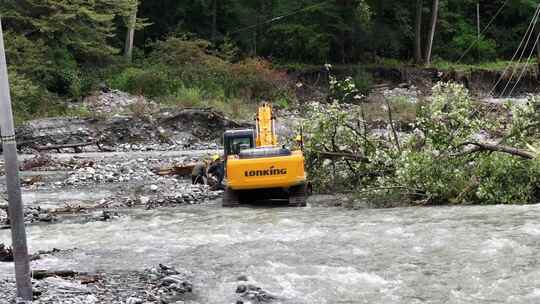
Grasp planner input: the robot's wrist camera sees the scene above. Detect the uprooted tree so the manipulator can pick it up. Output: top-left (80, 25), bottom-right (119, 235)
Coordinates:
top-left (303, 78), bottom-right (540, 205)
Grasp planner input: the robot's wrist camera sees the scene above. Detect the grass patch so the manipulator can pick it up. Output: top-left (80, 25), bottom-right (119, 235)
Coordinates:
top-left (157, 88), bottom-right (257, 121)
top-left (363, 57), bottom-right (539, 73)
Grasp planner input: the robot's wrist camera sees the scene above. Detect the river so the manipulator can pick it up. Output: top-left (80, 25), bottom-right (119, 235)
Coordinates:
top-left (1, 201), bottom-right (540, 303)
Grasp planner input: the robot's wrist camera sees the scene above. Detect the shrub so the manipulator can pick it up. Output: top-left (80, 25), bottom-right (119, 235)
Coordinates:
top-left (229, 58), bottom-right (290, 101)
top-left (9, 70), bottom-right (52, 123)
top-left (108, 67), bottom-right (171, 98)
top-left (352, 66), bottom-right (373, 95)
top-left (327, 64), bottom-right (363, 103)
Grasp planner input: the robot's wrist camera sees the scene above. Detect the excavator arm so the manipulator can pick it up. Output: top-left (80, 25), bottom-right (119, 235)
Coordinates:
top-left (255, 103), bottom-right (277, 147)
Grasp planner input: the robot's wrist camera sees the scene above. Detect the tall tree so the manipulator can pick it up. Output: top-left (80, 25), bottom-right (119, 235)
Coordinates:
top-left (424, 0), bottom-right (439, 64)
top-left (414, 0), bottom-right (424, 63)
top-left (0, 0), bottom-right (135, 60)
top-left (211, 0), bottom-right (218, 42)
top-left (124, 1), bottom-right (139, 62)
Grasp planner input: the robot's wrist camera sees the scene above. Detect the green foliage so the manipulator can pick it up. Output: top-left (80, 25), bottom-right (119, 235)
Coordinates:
top-left (109, 67), bottom-right (171, 98)
top-left (9, 70), bottom-right (50, 122)
top-left (327, 65), bottom-right (364, 103)
top-left (228, 58), bottom-right (291, 100)
top-left (110, 36), bottom-right (291, 102)
top-left (417, 82), bottom-right (480, 150)
top-left (393, 151), bottom-right (471, 204)
top-left (442, 22), bottom-right (497, 63)
top-left (352, 66), bottom-right (373, 95)
top-left (475, 155), bottom-right (540, 204)
top-left (1, 0), bottom-right (136, 59)
top-left (303, 102), bottom-right (375, 192)
top-left (305, 80), bottom-right (540, 205)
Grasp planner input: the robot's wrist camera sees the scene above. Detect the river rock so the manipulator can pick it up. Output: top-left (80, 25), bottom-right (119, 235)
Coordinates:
top-left (0, 243), bottom-right (13, 262)
top-left (143, 264), bottom-right (193, 303)
top-left (236, 283), bottom-right (277, 303)
top-left (125, 297), bottom-right (143, 304)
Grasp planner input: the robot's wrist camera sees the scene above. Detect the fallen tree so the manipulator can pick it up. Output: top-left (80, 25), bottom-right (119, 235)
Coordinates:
top-left (304, 81), bottom-right (540, 205)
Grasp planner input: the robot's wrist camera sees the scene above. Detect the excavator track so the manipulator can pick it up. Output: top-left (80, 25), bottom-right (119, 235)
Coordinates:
top-left (288, 184), bottom-right (307, 207)
top-left (222, 187), bottom-right (240, 207)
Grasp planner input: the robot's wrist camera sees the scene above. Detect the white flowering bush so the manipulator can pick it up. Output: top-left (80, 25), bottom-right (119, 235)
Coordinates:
top-left (326, 64), bottom-right (364, 103)
top-left (304, 80), bottom-right (540, 205)
top-left (417, 82), bottom-right (480, 150)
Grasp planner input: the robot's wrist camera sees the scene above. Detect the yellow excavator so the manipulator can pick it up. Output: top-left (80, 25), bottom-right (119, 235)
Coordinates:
top-left (222, 103), bottom-right (307, 207)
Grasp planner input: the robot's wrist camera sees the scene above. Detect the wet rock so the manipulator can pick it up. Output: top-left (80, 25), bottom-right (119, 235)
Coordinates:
top-left (38, 213), bottom-right (55, 222)
top-left (0, 204), bottom-right (8, 225)
top-left (97, 211), bottom-right (120, 222)
top-left (235, 283), bottom-right (277, 303)
top-left (143, 264), bottom-right (194, 303)
top-left (24, 206), bottom-right (57, 224)
top-left (0, 243), bottom-right (14, 262)
top-left (125, 297), bottom-right (144, 304)
top-left (237, 275), bottom-right (249, 282)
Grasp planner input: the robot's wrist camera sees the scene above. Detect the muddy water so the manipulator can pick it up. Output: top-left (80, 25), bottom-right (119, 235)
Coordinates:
top-left (2, 202), bottom-right (540, 303)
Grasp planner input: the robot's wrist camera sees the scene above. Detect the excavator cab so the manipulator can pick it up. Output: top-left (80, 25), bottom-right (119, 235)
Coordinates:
top-left (223, 129), bottom-right (255, 158)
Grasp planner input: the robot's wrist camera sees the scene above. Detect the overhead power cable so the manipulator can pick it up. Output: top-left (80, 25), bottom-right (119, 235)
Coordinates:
top-left (499, 5), bottom-right (540, 97)
top-left (456, 0), bottom-right (509, 63)
top-left (228, 0), bottom-right (332, 35)
top-left (488, 4), bottom-right (540, 96)
top-left (507, 28), bottom-right (540, 97)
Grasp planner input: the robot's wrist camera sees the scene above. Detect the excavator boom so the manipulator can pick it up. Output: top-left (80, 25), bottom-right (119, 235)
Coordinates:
top-left (255, 103), bottom-right (277, 147)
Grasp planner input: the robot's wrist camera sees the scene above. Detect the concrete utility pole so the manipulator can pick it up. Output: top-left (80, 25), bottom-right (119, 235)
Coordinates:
top-left (0, 19), bottom-right (33, 300)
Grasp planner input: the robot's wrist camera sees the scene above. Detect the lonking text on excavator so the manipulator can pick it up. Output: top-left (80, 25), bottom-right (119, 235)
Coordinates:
top-left (221, 103), bottom-right (307, 207)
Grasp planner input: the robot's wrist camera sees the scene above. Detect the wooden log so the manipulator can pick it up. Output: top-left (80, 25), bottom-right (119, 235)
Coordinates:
top-left (32, 270), bottom-right (82, 280)
top-left (35, 141), bottom-right (98, 153)
top-left (154, 163), bottom-right (196, 176)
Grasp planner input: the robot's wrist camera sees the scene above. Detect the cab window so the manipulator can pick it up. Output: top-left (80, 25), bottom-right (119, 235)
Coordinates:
top-left (226, 136), bottom-right (253, 155)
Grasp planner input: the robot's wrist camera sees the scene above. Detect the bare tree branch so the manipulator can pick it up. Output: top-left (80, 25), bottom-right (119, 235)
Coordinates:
top-left (453, 142), bottom-right (535, 159)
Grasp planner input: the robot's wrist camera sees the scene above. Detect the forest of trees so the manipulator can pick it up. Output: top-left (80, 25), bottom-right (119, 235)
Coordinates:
top-left (0, 0), bottom-right (539, 120)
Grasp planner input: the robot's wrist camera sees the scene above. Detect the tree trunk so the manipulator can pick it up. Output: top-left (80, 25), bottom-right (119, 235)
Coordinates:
top-left (424, 0), bottom-right (439, 65)
top-left (211, 0), bottom-right (218, 42)
top-left (124, 4), bottom-right (138, 62)
top-left (414, 0), bottom-right (423, 64)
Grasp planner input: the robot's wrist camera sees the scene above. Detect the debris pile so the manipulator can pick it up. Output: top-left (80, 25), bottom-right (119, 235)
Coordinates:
top-left (15, 117), bottom-right (95, 151)
top-left (25, 206), bottom-right (57, 224)
top-left (85, 90), bottom-right (158, 114)
top-left (33, 276), bottom-right (96, 303)
top-left (61, 157), bottom-right (202, 187)
top-left (143, 184), bottom-right (222, 208)
top-left (143, 264), bottom-right (194, 303)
